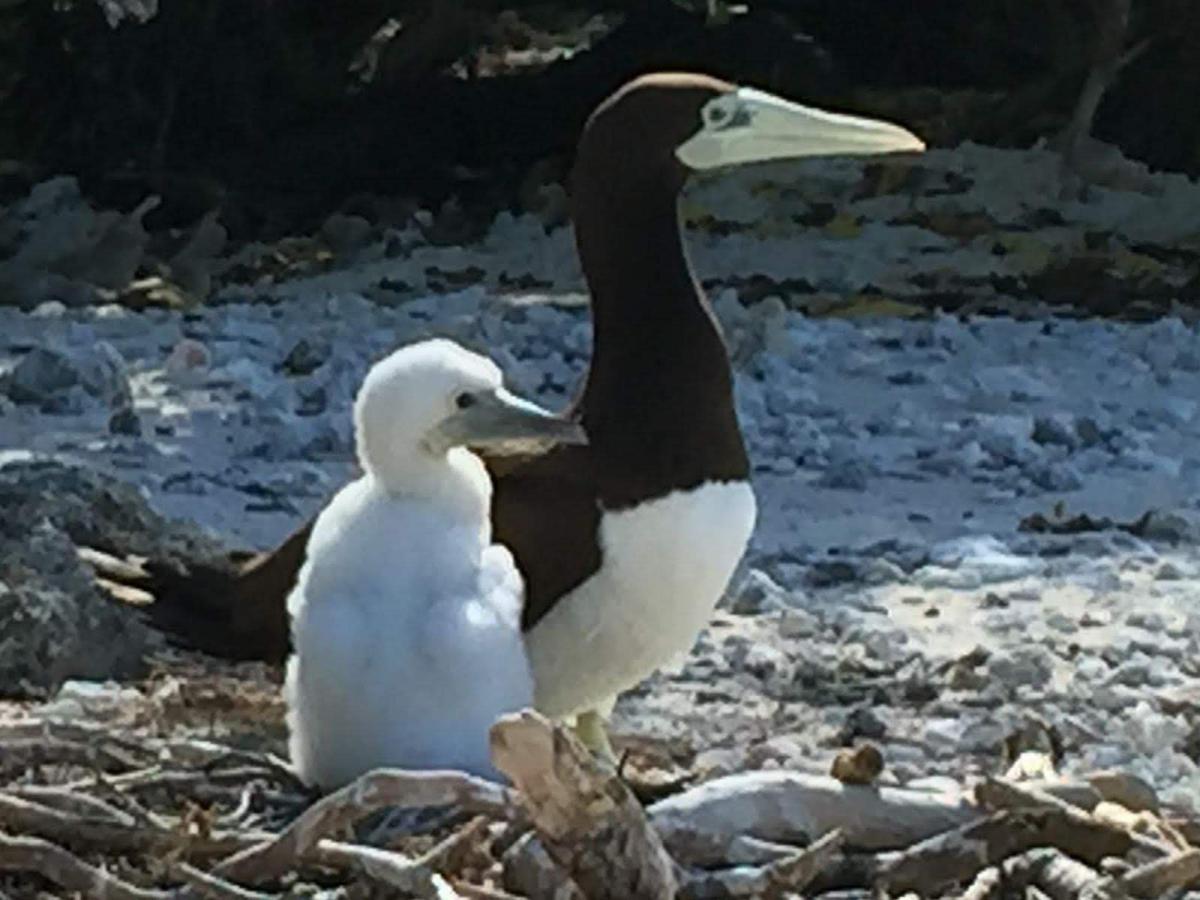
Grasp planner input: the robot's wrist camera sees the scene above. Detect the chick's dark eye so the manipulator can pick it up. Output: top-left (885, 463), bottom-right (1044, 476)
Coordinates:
top-left (454, 392), bottom-right (476, 410)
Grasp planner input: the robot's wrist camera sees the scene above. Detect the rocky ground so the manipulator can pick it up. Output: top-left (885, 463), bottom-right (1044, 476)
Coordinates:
top-left (0, 138), bottom-right (1198, 895)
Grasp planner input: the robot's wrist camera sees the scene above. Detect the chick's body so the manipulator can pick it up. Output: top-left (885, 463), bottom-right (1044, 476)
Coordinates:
top-left (285, 463), bottom-right (532, 789)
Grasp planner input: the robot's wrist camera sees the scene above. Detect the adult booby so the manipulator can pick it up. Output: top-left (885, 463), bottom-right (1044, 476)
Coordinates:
top-left (97, 72), bottom-right (923, 759)
top-left (286, 338), bottom-right (584, 788)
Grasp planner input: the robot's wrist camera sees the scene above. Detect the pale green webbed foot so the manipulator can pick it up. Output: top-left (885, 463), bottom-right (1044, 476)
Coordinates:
top-left (572, 709), bottom-right (618, 768)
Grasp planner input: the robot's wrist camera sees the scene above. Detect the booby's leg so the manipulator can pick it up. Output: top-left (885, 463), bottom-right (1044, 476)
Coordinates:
top-left (573, 709), bottom-right (618, 766)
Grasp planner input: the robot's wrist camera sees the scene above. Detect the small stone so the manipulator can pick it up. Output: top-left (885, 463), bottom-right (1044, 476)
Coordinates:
top-left (1125, 611), bottom-right (1166, 632)
top-left (107, 405), bottom-right (141, 436)
top-left (6, 343), bottom-right (131, 412)
top-left (987, 647), bottom-right (1054, 688)
top-left (31, 300), bottom-right (67, 318)
top-left (1086, 770), bottom-right (1160, 813)
top-left (1155, 562), bottom-right (1186, 581)
top-left (1028, 462), bottom-right (1083, 492)
top-left (1045, 611), bottom-right (1077, 633)
top-left (165, 338), bottom-right (211, 378)
top-left (837, 706), bottom-right (887, 743)
top-left (727, 569), bottom-right (791, 615)
top-left (805, 560), bottom-right (860, 588)
top-left (741, 644), bottom-right (791, 684)
top-left (1032, 414), bottom-right (1078, 449)
top-left (1137, 510), bottom-right (1199, 543)
top-left (321, 212), bottom-right (373, 255)
top-left (777, 608), bottom-right (820, 639)
top-left (816, 458), bottom-right (870, 491)
top-left (1073, 656), bottom-right (1108, 682)
top-left (859, 558), bottom-right (906, 585)
top-left (830, 743), bottom-right (884, 785)
top-left (1074, 416), bottom-right (1105, 447)
top-left (282, 338), bottom-right (331, 377)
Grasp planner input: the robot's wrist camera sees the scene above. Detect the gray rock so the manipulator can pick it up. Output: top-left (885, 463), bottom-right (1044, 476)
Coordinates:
top-left (1074, 416), bottom-right (1106, 447)
top-left (837, 706), bottom-right (887, 742)
top-left (281, 338), bottom-right (331, 377)
top-left (1126, 611), bottom-right (1167, 632)
top-left (1028, 462), bottom-right (1083, 492)
top-left (727, 569), bottom-right (792, 615)
top-left (987, 646), bottom-right (1054, 689)
top-left (1032, 414), bottom-right (1079, 449)
top-left (0, 521), bottom-right (151, 696)
top-left (0, 458), bottom-right (262, 695)
top-left (816, 458), bottom-right (871, 490)
top-left (1137, 510), bottom-right (1200, 544)
top-left (108, 404), bottom-right (142, 436)
top-left (6, 342), bottom-right (131, 412)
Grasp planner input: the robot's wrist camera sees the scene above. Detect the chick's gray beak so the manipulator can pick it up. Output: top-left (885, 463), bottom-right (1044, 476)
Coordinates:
top-left (433, 388), bottom-right (586, 454)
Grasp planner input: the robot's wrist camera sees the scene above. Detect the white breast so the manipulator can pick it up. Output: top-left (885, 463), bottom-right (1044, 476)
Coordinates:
top-left (525, 479), bottom-right (756, 718)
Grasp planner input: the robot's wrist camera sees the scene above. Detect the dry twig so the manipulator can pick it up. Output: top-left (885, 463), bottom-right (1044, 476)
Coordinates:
top-left (678, 827), bottom-right (844, 899)
top-left (876, 807), bottom-right (1131, 896)
top-left (491, 710), bottom-right (678, 900)
top-left (214, 768), bottom-right (514, 885)
top-left (0, 830), bottom-right (169, 900)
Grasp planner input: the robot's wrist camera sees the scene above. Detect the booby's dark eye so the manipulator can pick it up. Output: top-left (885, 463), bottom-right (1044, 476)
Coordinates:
top-left (707, 106), bottom-right (729, 126)
top-left (454, 392), bottom-right (476, 410)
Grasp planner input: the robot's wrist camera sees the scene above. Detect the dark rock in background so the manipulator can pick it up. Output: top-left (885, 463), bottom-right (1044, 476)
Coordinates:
top-left (0, 457), bottom-right (237, 696)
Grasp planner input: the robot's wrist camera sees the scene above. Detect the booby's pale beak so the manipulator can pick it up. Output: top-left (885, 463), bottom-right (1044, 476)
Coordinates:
top-left (676, 86), bottom-right (925, 171)
top-left (431, 388), bottom-right (586, 454)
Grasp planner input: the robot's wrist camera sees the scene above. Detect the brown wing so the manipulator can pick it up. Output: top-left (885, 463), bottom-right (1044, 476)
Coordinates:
top-left (88, 518), bottom-right (311, 666)
top-left (91, 444), bottom-right (602, 663)
top-left (488, 443), bottom-right (602, 630)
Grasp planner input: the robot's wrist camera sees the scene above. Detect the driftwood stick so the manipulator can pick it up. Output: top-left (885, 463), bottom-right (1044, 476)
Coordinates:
top-left (649, 771), bottom-right (977, 863)
top-left (414, 816), bottom-right (493, 874)
top-left (312, 839), bottom-right (461, 898)
top-left (448, 881), bottom-right (527, 900)
top-left (0, 737), bottom-right (142, 778)
top-left (0, 791), bottom-right (265, 860)
top-left (996, 848), bottom-right (1111, 900)
top-left (215, 768), bottom-right (515, 885)
top-left (678, 828), bottom-right (844, 899)
top-left (1119, 848), bottom-right (1200, 898)
top-left (876, 808), bottom-right (1131, 896)
top-left (0, 830), bottom-right (169, 900)
top-left (490, 710), bottom-right (678, 900)
top-left (171, 862), bottom-right (277, 900)
top-left (960, 866), bottom-right (1003, 900)
top-left (8, 784), bottom-right (140, 825)
top-left (976, 777), bottom-right (1170, 858)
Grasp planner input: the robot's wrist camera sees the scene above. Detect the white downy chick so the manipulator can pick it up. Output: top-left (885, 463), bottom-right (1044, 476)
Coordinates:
top-left (284, 338), bottom-right (585, 790)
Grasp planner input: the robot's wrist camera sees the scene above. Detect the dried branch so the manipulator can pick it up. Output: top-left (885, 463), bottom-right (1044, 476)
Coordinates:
top-left (0, 830), bottom-right (169, 900)
top-left (678, 827), bottom-right (844, 899)
top-left (1119, 848), bottom-right (1200, 898)
top-left (490, 710), bottom-right (678, 900)
top-left (649, 771), bottom-right (976, 864)
top-left (215, 768), bottom-right (515, 885)
top-left (976, 777), bottom-right (1171, 858)
top-left (0, 790), bottom-right (267, 860)
top-left (0, 736), bottom-right (142, 779)
top-left (171, 861), bottom-right (277, 900)
top-left (876, 807), bottom-right (1131, 896)
top-left (312, 839), bottom-right (461, 898)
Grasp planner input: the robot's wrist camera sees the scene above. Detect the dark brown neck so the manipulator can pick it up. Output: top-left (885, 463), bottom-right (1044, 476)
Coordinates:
top-left (569, 166), bottom-right (749, 510)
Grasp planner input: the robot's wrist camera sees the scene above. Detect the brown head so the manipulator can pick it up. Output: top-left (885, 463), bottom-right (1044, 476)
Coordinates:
top-left (572, 71), bottom-right (924, 198)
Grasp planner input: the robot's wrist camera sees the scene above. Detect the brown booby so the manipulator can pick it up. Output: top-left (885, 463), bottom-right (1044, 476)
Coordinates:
top-left (96, 72), bottom-right (924, 759)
